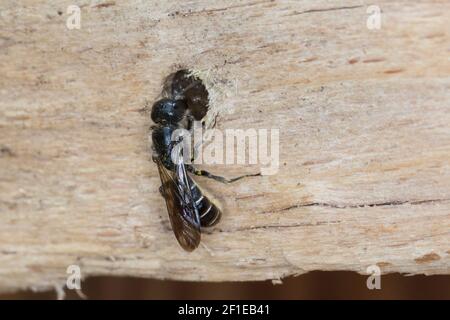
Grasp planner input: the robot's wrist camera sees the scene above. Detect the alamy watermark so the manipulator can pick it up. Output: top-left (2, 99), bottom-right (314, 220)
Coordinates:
top-left (167, 121), bottom-right (280, 175)
top-left (366, 5), bottom-right (382, 30)
top-left (66, 5), bottom-right (81, 30)
top-left (66, 264), bottom-right (82, 290)
top-left (366, 265), bottom-right (381, 290)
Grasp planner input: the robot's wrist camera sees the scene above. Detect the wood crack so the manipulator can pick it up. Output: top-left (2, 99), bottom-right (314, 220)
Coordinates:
top-left (287, 5), bottom-right (363, 16)
top-left (171, 0), bottom-right (274, 16)
top-left (263, 198), bottom-right (450, 214)
top-left (204, 220), bottom-right (342, 234)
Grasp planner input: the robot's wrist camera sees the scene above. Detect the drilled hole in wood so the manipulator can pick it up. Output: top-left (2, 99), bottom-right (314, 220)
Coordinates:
top-left (164, 69), bottom-right (210, 122)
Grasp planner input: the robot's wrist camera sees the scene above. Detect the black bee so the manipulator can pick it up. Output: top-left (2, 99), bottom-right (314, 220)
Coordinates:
top-left (151, 70), bottom-right (222, 251)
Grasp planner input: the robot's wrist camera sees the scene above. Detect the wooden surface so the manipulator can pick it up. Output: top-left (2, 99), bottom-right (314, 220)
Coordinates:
top-left (1, 0), bottom-right (449, 293)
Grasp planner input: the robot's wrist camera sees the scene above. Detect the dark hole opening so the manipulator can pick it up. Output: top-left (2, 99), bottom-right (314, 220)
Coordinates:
top-left (166, 69), bottom-right (210, 121)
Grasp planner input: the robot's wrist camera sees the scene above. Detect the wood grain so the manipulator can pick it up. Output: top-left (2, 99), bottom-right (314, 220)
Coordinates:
top-left (0, 0), bottom-right (449, 293)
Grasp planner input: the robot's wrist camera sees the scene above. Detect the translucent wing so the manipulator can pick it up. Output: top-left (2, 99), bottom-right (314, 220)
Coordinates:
top-left (154, 156), bottom-right (201, 251)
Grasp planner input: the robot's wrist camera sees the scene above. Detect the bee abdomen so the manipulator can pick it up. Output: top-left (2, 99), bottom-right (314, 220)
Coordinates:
top-left (190, 181), bottom-right (221, 227)
top-left (198, 197), bottom-right (221, 227)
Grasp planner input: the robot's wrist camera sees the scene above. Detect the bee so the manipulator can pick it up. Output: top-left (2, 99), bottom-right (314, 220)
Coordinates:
top-left (151, 70), bottom-right (222, 251)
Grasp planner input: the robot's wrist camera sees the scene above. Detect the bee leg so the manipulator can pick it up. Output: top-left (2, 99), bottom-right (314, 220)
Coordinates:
top-left (186, 165), bottom-right (260, 184)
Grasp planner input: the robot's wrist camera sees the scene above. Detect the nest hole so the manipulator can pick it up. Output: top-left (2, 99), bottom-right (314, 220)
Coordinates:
top-left (165, 69), bottom-right (210, 122)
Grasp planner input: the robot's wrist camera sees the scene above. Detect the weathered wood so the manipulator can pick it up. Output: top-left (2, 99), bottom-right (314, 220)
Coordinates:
top-left (0, 0), bottom-right (449, 293)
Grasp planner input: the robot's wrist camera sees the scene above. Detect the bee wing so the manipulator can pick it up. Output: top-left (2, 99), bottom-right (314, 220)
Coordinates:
top-left (155, 157), bottom-right (201, 251)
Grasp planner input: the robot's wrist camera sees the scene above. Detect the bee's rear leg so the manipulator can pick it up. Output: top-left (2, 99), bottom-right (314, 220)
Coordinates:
top-left (186, 165), bottom-right (260, 184)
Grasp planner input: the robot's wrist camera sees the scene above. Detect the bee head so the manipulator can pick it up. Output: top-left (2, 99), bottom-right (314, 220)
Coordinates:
top-left (151, 98), bottom-right (187, 125)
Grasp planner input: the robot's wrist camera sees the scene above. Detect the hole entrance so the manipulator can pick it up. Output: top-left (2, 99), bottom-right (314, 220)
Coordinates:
top-left (164, 69), bottom-right (210, 121)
